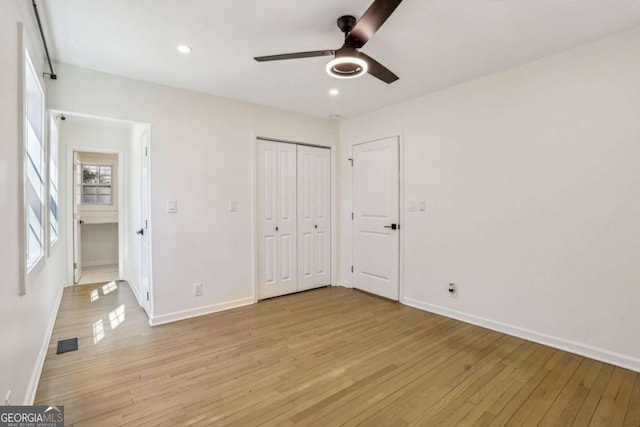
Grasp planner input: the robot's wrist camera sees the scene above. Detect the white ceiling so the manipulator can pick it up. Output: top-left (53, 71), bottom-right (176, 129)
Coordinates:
top-left (43, 0), bottom-right (640, 119)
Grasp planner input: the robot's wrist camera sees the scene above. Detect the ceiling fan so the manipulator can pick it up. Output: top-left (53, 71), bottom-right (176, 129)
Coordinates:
top-left (254, 0), bottom-right (403, 84)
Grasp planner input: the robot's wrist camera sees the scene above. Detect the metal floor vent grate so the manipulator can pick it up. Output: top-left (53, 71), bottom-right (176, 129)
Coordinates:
top-left (57, 338), bottom-right (78, 354)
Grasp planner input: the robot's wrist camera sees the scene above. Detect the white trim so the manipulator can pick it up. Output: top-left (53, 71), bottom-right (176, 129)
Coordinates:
top-left (402, 297), bottom-right (640, 373)
top-left (124, 276), bottom-right (145, 309)
top-left (251, 132), bottom-right (258, 302)
top-left (334, 281), bottom-right (353, 289)
top-left (149, 298), bottom-right (255, 326)
top-left (18, 23), bottom-right (27, 296)
top-left (24, 285), bottom-right (64, 404)
top-left (82, 260), bottom-right (119, 268)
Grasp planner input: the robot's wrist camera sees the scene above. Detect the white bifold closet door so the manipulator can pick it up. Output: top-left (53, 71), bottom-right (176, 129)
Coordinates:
top-left (257, 140), bottom-right (331, 300)
top-left (297, 145), bottom-right (331, 291)
top-left (257, 141), bottom-right (298, 299)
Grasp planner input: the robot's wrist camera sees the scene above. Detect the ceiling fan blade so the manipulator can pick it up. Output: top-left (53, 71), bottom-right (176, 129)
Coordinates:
top-left (254, 50), bottom-right (334, 62)
top-left (360, 53), bottom-right (399, 84)
top-left (345, 0), bottom-right (403, 48)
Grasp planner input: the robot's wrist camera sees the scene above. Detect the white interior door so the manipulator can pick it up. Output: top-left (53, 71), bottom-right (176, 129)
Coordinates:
top-left (257, 140), bottom-right (298, 299)
top-left (73, 152), bottom-right (82, 283)
top-left (297, 145), bottom-right (331, 291)
top-left (140, 131), bottom-right (151, 314)
top-left (352, 137), bottom-right (400, 300)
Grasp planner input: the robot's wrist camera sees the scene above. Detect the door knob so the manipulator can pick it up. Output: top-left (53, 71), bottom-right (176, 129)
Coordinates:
top-left (79, 220), bottom-right (85, 225)
top-left (275, 226), bottom-right (279, 232)
top-left (136, 229), bottom-right (144, 235)
top-left (314, 225), bottom-right (318, 229)
top-left (384, 224), bottom-right (398, 230)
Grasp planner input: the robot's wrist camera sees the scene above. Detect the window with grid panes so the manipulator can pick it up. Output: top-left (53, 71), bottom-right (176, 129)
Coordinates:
top-left (82, 164), bottom-right (113, 205)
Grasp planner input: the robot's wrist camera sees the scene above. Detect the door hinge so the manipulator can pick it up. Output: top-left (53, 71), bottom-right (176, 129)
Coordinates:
top-left (73, 262), bottom-right (77, 269)
top-left (351, 212), bottom-right (354, 220)
top-left (145, 219), bottom-right (148, 229)
top-left (146, 291), bottom-right (149, 301)
top-left (351, 265), bottom-right (354, 273)
top-left (145, 146), bottom-right (148, 156)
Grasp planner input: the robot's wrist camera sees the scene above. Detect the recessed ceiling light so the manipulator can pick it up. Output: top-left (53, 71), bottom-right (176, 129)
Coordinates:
top-left (177, 45), bottom-right (193, 54)
top-left (329, 89), bottom-right (339, 96)
top-left (329, 114), bottom-right (342, 120)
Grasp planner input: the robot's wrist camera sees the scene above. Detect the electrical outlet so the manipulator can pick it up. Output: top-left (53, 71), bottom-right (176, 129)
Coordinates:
top-left (193, 283), bottom-right (203, 297)
top-left (448, 283), bottom-right (457, 298)
top-left (229, 200), bottom-right (238, 212)
top-left (5, 390), bottom-right (11, 406)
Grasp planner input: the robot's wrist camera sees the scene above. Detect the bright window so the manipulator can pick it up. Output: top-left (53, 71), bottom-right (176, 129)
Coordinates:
top-left (24, 50), bottom-right (46, 272)
top-left (49, 117), bottom-right (59, 246)
top-left (82, 164), bottom-right (113, 205)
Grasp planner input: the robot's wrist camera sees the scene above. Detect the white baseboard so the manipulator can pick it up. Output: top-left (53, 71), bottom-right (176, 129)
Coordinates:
top-left (83, 260), bottom-right (118, 268)
top-left (149, 297), bottom-right (255, 326)
top-left (123, 276), bottom-right (144, 308)
top-left (24, 285), bottom-right (64, 405)
top-left (402, 297), bottom-right (640, 373)
top-left (334, 281), bottom-right (352, 288)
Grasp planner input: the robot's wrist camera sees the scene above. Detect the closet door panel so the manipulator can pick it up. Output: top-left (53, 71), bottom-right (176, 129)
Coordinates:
top-left (298, 145), bottom-right (331, 290)
top-left (276, 143), bottom-right (298, 295)
top-left (257, 141), bottom-right (279, 299)
top-left (297, 146), bottom-right (316, 291)
top-left (314, 148), bottom-right (331, 286)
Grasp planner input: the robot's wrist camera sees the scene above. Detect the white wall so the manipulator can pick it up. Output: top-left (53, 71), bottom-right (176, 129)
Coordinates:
top-left (47, 63), bottom-right (339, 323)
top-left (339, 28), bottom-right (640, 371)
top-left (81, 223), bottom-right (119, 267)
top-left (0, 0), bottom-right (67, 404)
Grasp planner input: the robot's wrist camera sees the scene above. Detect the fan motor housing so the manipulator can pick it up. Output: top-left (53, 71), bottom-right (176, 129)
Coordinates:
top-left (337, 15), bottom-right (357, 34)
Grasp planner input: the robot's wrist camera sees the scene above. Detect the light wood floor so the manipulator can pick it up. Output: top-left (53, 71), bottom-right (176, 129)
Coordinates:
top-left (36, 284), bottom-right (640, 426)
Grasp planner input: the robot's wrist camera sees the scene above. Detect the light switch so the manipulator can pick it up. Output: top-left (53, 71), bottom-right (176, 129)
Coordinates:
top-left (167, 200), bottom-right (177, 213)
top-left (408, 201), bottom-right (417, 212)
top-left (229, 200), bottom-right (238, 212)
top-left (419, 201), bottom-right (426, 212)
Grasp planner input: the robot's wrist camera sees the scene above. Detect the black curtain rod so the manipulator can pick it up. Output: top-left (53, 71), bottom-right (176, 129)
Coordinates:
top-left (32, 0), bottom-right (56, 79)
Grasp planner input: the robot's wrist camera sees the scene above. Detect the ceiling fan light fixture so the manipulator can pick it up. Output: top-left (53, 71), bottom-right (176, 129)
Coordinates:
top-left (326, 56), bottom-right (368, 79)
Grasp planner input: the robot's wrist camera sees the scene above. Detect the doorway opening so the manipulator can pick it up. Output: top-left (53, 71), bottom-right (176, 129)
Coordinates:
top-left (55, 111), bottom-right (153, 316)
top-left (73, 151), bottom-right (120, 285)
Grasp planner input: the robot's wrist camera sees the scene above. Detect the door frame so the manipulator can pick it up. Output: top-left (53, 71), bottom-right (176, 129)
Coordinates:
top-left (348, 134), bottom-right (405, 301)
top-left (139, 128), bottom-right (153, 316)
top-left (65, 146), bottom-right (125, 286)
top-left (251, 134), bottom-right (337, 302)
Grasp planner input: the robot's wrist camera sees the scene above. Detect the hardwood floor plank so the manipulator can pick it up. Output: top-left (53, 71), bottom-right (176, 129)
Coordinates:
top-left (624, 375), bottom-right (640, 427)
top-left (590, 367), bottom-right (637, 427)
top-left (34, 283), bottom-right (639, 426)
top-left (538, 358), bottom-right (604, 427)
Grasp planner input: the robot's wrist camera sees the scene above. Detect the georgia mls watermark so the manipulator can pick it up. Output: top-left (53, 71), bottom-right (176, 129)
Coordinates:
top-left (0, 406), bottom-right (64, 427)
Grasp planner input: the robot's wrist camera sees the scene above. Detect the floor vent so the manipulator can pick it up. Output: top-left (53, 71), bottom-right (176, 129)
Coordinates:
top-left (57, 338), bottom-right (79, 354)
